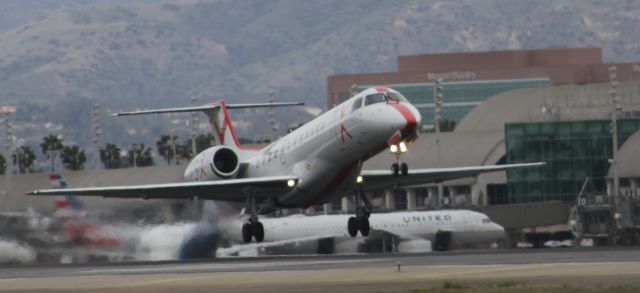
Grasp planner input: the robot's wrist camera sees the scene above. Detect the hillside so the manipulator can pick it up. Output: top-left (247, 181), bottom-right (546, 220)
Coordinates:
top-left (0, 0), bottom-right (639, 151)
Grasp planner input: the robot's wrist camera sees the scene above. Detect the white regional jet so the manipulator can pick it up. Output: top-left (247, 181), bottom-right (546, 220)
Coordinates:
top-left (30, 87), bottom-right (543, 244)
top-left (218, 210), bottom-right (505, 255)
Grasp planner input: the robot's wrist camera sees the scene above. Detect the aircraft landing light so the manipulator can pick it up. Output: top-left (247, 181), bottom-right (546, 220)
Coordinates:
top-left (399, 142), bottom-right (407, 153)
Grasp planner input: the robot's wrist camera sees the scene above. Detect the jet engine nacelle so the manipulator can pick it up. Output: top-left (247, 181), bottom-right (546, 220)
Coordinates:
top-left (185, 146), bottom-right (240, 181)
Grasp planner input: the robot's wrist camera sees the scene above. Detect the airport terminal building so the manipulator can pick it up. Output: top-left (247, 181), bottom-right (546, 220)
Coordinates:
top-left (330, 47), bottom-right (640, 245)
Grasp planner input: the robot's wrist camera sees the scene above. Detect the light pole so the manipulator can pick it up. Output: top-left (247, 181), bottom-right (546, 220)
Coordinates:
top-left (47, 149), bottom-right (60, 173)
top-left (129, 144), bottom-right (141, 168)
top-left (2, 112), bottom-right (12, 210)
top-left (433, 78), bottom-right (445, 206)
top-left (14, 147), bottom-right (23, 174)
top-left (92, 104), bottom-right (101, 170)
top-left (98, 145), bottom-right (106, 168)
top-left (3, 113), bottom-right (13, 174)
top-left (190, 97), bottom-right (198, 155)
top-left (168, 137), bottom-right (179, 165)
top-left (609, 66), bottom-right (622, 231)
top-left (268, 91), bottom-right (278, 141)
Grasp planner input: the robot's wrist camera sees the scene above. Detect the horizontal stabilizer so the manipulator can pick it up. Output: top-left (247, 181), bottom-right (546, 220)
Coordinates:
top-left (113, 102), bottom-right (304, 116)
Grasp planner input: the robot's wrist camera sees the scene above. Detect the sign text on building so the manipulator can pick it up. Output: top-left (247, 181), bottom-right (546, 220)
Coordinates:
top-left (427, 71), bottom-right (476, 81)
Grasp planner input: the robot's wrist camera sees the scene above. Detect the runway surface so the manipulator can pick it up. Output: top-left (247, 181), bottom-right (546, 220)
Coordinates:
top-left (1, 247), bottom-right (640, 292)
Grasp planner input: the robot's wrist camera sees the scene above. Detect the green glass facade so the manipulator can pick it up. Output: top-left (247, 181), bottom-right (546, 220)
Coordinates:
top-left (505, 119), bottom-right (640, 203)
top-left (338, 79), bottom-right (549, 131)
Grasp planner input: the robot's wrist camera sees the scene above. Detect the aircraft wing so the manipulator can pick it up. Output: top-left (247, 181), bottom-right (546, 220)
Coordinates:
top-left (28, 176), bottom-right (297, 203)
top-left (360, 162), bottom-right (545, 190)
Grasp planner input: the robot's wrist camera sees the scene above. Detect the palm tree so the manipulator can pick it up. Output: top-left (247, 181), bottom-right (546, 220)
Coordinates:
top-left (99, 143), bottom-right (122, 169)
top-left (13, 146), bottom-right (36, 173)
top-left (61, 145), bottom-right (86, 170)
top-left (40, 134), bottom-right (63, 172)
top-left (126, 143), bottom-right (154, 167)
top-left (0, 154), bottom-right (5, 175)
top-left (196, 133), bottom-right (214, 153)
top-left (156, 135), bottom-right (178, 165)
top-left (40, 134), bottom-right (63, 157)
top-left (178, 139), bottom-right (193, 160)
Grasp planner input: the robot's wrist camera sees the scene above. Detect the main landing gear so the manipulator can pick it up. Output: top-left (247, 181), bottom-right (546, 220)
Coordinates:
top-left (242, 219), bottom-right (264, 243)
top-left (347, 188), bottom-right (371, 237)
top-left (242, 196), bottom-right (264, 243)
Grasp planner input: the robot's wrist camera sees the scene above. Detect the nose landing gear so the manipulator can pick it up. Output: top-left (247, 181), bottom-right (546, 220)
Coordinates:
top-left (389, 141), bottom-right (409, 176)
top-left (391, 162), bottom-right (408, 176)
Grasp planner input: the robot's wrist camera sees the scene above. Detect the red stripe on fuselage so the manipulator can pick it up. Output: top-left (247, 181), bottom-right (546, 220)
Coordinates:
top-left (390, 103), bottom-right (417, 134)
top-left (375, 87), bottom-right (389, 93)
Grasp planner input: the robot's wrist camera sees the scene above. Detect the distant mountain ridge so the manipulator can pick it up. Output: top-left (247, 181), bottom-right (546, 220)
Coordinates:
top-left (0, 0), bottom-right (639, 149)
top-left (1, 0), bottom-right (639, 108)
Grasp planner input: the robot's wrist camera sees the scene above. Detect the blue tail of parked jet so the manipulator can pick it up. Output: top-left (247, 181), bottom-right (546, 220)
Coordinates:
top-left (49, 173), bottom-right (87, 217)
top-left (178, 201), bottom-right (220, 259)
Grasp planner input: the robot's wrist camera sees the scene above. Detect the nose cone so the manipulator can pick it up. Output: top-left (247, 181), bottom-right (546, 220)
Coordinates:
top-left (389, 103), bottom-right (422, 139)
top-left (492, 223), bottom-right (506, 241)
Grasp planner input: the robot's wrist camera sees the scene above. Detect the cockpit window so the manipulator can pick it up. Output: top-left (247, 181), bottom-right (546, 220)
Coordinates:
top-left (351, 97), bottom-right (362, 112)
top-left (387, 92), bottom-right (408, 103)
top-left (365, 93), bottom-right (387, 106)
top-left (364, 92), bottom-right (408, 106)
top-left (482, 218), bottom-right (491, 224)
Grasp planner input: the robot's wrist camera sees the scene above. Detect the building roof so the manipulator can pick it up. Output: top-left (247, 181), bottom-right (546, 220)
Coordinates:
top-left (397, 47), bottom-right (602, 72)
top-left (609, 129), bottom-right (640, 178)
top-left (457, 81), bottom-right (640, 132)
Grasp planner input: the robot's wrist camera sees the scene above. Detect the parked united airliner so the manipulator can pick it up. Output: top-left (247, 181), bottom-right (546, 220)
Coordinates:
top-left (30, 87), bottom-right (543, 243)
top-left (218, 209), bottom-right (505, 255)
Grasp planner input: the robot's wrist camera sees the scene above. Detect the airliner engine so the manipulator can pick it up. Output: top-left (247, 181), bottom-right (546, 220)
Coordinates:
top-left (186, 146), bottom-right (240, 181)
top-left (208, 146), bottom-right (240, 179)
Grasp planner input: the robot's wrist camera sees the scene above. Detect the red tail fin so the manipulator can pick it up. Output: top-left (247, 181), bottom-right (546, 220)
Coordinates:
top-left (205, 100), bottom-right (259, 151)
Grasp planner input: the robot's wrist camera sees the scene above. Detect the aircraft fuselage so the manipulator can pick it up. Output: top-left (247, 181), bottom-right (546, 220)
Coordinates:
top-left (184, 87), bottom-right (421, 208)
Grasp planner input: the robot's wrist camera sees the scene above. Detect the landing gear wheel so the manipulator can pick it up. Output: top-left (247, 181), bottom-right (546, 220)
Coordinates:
top-left (252, 221), bottom-right (264, 243)
top-left (358, 217), bottom-right (370, 237)
top-left (347, 217), bottom-right (358, 237)
top-left (241, 223), bottom-right (252, 243)
top-left (391, 163), bottom-right (400, 176)
top-left (400, 163), bottom-right (408, 176)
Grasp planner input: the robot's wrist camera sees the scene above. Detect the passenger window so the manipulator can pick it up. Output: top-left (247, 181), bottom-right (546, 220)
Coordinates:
top-left (364, 93), bottom-right (387, 106)
top-left (351, 97), bottom-right (362, 112)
